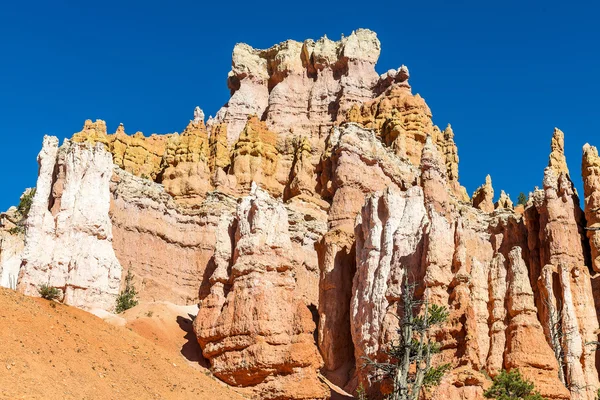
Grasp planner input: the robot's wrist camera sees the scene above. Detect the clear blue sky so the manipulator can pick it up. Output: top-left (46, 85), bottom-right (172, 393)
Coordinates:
top-left (1, 1), bottom-right (599, 211)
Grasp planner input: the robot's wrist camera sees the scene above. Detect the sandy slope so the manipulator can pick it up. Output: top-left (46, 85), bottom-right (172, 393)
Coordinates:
top-left (0, 288), bottom-right (244, 399)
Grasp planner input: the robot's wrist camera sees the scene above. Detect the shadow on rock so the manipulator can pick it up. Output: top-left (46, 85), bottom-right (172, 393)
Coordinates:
top-left (176, 314), bottom-right (209, 368)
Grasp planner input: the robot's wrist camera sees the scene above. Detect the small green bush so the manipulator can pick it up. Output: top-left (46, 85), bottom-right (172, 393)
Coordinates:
top-left (517, 192), bottom-right (527, 206)
top-left (8, 226), bottom-right (24, 235)
top-left (115, 271), bottom-right (138, 313)
top-left (484, 369), bottom-right (545, 400)
top-left (38, 284), bottom-right (61, 301)
top-left (17, 188), bottom-right (36, 218)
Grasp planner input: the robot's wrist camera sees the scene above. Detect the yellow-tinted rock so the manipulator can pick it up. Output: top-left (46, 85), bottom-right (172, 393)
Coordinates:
top-left (230, 116), bottom-right (282, 195)
top-left (582, 143), bottom-right (600, 272)
top-left (549, 127), bottom-right (569, 177)
top-left (72, 120), bottom-right (170, 180)
top-left (161, 121), bottom-right (211, 203)
top-left (208, 123), bottom-right (230, 172)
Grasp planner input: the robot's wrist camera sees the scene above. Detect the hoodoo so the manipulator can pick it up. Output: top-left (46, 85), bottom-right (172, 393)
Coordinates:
top-left (2, 29), bottom-right (600, 399)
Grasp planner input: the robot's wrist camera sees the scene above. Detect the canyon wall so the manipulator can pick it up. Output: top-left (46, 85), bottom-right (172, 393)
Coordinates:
top-left (4, 29), bottom-right (600, 399)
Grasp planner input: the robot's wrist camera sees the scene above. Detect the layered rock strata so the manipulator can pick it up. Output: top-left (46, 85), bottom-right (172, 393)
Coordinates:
top-left (18, 137), bottom-right (122, 311)
top-left (0, 207), bottom-right (24, 289)
top-left (194, 186), bottom-right (328, 400)
top-left (583, 143), bottom-right (600, 273)
top-left (6, 29), bottom-right (600, 400)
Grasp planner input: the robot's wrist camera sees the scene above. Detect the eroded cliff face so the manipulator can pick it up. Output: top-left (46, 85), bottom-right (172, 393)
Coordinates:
top-left (194, 186), bottom-right (328, 400)
top-left (0, 208), bottom-right (24, 289)
top-left (7, 29), bottom-right (600, 400)
top-left (18, 137), bottom-right (122, 311)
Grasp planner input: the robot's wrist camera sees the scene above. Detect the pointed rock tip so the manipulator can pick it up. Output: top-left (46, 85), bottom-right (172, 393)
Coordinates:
top-left (583, 143), bottom-right (598, 156)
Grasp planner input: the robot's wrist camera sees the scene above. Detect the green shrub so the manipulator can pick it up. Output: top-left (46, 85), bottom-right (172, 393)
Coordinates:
top-left (38, 284), bottom-right (61, 301)
top-left (17, 188), bottom-right (36, 218)
top-left (8, 226), bottom-right (24, 235)
top-left (115, 271), bottom-right (138, 313)
top-left (484, 369), bottom-right (545, 400)
top-left (517, 192), bottom-right (527, 206)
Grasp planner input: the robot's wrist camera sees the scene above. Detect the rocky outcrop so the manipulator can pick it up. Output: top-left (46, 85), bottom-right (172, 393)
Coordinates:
top-left (495, 190), bottom-right (513, 210)
top-left (472, 174), bottom-right (494, 212)
top-left (109, 168), bottom-right (237, 304)
top-left (0, 207), bottom-right (24, 289)
top-left (583, 143), bottom-right (600, 272)
top-left (215, 29), bottom-right (381, 145)
top-left (316, 123), bottom-right (418, 387)
top-left (525, 129), bottom-right (600, 400)
top-left (72, 120), bottom-right (170, 180)
top-left (230, 116), bottom-right (282, 195)
top-left (18, 137), bottom-right (122, 311)
top-left (347, 133), bottom-right (574, 399)
top-left (160, 119), bottom-right (211, 204)
top-left (10, 29), bottom-right (600, 400)
top-left (194, 186), bottom-right (328, 400)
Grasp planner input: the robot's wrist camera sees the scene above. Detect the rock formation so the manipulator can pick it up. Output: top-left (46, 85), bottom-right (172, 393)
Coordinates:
top-left (194, 186), bottom-right (328, 400)
top-left (583, 143), bottom-right (600, 272)
top-left (495, 190), bottom-right (513, 209)
top-left (18, 137), bottom-right (122, 311)
top-left (472, 174), bottom-right (494, 212)
top-left (5, 29), bottom-right (600, 400)
top-left (0, 207), bottom-right (24, 289)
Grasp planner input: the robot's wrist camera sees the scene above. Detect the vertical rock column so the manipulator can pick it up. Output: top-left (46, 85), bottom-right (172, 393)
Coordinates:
top-left (18, 137), bottom-right (122, 311)
top-left (194, 186), bottom-right (327, 400)
top-left (528, 129), bottom-right (600, 400)
top-left (582, 143), bottom-right (600, 272)
top-left (351, 186), bottom-right (427, 386)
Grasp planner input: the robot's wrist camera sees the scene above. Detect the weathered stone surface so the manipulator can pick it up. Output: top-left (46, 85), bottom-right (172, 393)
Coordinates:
top-left (351, 186), bottom-right (427, 374)
top-left (215, 29), bottom-right (381, 146)
top-left (583, 143), bottom-right (600, 272)
top-left (194, 187), bottom-right (328, 399)
top-left (495, 190), bottom-right (513, 210)
top-left (12, 30), bottom-right (600, 400)
top-left (503, 247), bottom-right (570, 399)
top-left (72, 120), bottom-right (171, 180)
top-left (18, 137), bottom-right (122, 311)
top-left (0, 207), bottom-right (24, 289)
top-left (472, 174), bottom-right (494, 212)
top-left (109, 168), bottom-right (237, 304)
top-left (161, 119), bottom-right (211, 203)
top-left (526, 129), bottom-right (599, 400)
top-left (230, 116), bottom-right (282, 196)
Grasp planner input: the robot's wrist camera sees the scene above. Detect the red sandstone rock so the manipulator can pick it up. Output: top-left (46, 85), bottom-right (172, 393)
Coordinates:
top-left (8, 30), bottom-right (600, 400)
top-left (194, 187), bottom-right (328, 399)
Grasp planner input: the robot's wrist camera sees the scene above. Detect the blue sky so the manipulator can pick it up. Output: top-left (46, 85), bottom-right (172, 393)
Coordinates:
top-left (1, 1), bottom-right (599, 210)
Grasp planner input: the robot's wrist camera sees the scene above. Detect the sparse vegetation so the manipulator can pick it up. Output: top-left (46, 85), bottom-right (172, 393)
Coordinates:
top-left (517, 192), bottom-right (527, 206)
top-left (5, 188), bottom-right (36, 235)
top-left (146, 310), bottom-right (154, 318)
top-left (364, 279), bottom-right (450, 400)
top-left (38, 284), bottom-right (61, 301)
top-left (17, 188), bottom-right (36, 218)
top-left (8, 226), bottom-right (24, 235)
top-left (355, 384), bottom-right (369, 400)
top-left (115, 271), bottom-right (138, 313)
top-left (484, 369), bottom-right (545, 400)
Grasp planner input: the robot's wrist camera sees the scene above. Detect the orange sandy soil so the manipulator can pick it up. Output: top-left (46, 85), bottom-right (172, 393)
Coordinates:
top-left (0, 288), bottom-right (244, 399)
